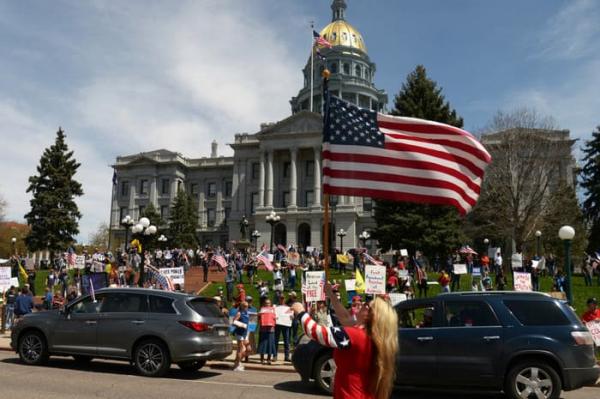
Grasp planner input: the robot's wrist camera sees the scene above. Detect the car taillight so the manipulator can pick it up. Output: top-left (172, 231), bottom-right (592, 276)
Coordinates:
top-left (179, 321), bottom-right (210, 332)
top-left (571, 331), bottom-right (594, 346)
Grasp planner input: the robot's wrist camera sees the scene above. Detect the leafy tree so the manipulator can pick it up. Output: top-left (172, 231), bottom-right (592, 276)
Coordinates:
top-left (169, 189), bottom-right (198, 248)
top-left (373, 65), bottom-right (465, 258)
top-left (580, 125), bottom-right (600, 253)
top-left (88, 222), bottom-right (109, 249)
top-left (25, 128), bottom-right (83, 256)
top-left (0, 193), bottom-right (6, 222)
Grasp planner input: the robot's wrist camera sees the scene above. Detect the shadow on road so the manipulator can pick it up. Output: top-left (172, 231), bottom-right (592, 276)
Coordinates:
top-left (273, 380), bottom-right (328, 396)
top-left (392, 388), bottom-right (506, 399)
top-left (1, 356), bottom-right (221, 380)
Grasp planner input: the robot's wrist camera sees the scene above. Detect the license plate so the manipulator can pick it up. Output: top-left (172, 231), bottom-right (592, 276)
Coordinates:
top-left (217, 329), bottom-right (225, 336)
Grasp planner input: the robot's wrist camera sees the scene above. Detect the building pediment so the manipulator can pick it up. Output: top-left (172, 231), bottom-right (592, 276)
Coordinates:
top-left (257, 111), bottom-right (323, 136)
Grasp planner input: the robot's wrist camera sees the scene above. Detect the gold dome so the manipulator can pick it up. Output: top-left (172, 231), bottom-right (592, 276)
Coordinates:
top-left (319, 20), bottom-right (367, 53)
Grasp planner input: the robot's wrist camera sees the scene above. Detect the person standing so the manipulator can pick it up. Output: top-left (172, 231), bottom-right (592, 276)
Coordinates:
top-left (274, 295), bottom-right (293, 362)
top-left (438, 269), bottom-right (451, 293)
top-left (27, 268), bottom-right (36, 296)
top-left (4, 286), bottom-right (17, 329)
top-left (582, 298), bottom-right (600, 323)
top-left (14, 287), bottom-right (34, 318)
top-left (201, 255), bottom-right (209, 283)
top-left (232, 301), bottom-right (249, 371)
top-left (257, 299), bottom-right (276, 365)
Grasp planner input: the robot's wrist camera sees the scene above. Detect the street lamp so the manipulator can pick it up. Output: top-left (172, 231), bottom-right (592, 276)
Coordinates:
top-left (359, 230), bottom-right (370, 249)
top-left (558, 225), bottom-right (575, 304)
top-left (251, 230), bottom-right (261, 251)
top-left (337, 228), bottom-right (347, 252)
top-left (11, 237), bottom-right (16, 255)
top-left (158, 234), bottom-right (167, 248)
top-left (120, 215), bottom-right (134, 251)
top-left (132, 217), bottom-right (157, 287)
top-left (535, 230), bottom-right (542, 258)
top-left (265, 211), bottom-right (280, 252)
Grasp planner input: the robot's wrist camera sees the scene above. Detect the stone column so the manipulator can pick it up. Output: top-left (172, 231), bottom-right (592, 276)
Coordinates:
top-left (239, 159), bottom-right (247, 214)
top-left (313, 147), bottom-right (321, 207)
top-left (198, 190), bottom-right (206, 228)
top-left (232, 160), bottom-right (240, 212)
top-left (128, 182), bottom-right (136, 218)
top-left (289, 147), bottom-right (298, 209)
top-left (266, 150), bottom-right (274, 207)
top-left (216, 182), bottom-right (223, 226)
top-left (258, 152), bottom-right (265, 208)
top-left (150, 177), bottom-right (158, 208)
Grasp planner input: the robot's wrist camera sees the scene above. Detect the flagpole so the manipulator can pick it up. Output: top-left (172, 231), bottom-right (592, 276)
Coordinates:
top-left (321, 68), bottom-right (331, 282)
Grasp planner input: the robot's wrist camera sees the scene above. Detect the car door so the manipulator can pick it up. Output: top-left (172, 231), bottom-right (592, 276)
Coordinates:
top-left (396, 300), bottom-right (442, 386)
top-left (435, 299), bottom-right (504, 388)
top-left (50, 294), bottom-right (103, 355)
top-left (96, 292), bottom-right (148, 358)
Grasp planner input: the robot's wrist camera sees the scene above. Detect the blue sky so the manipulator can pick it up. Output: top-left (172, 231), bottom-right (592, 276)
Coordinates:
top-left (1, 0), bottom-right (599, 242)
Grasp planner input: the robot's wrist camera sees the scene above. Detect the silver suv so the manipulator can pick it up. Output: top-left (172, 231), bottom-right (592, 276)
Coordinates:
top-left (11, 287), bottom-right (232, 377)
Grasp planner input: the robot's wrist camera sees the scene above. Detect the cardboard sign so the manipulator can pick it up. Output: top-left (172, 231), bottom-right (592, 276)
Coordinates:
top-left (365, 265), bottom-right (386, 295)
top-left (275, 305), bottom-right (293, 327)
top-left (531, 260), bottom-right (540, 269)
top-left (304, 271), bottom-right (326, 302)
top-left (585, 320), bottom-right (600, 346)
top-left (400, 249), bottom-right (408, 257)
top-left (513, 272), bottom-right (532, 291)
top-left (75, 255), bottom-right (86, 269)
top-left (511, 253), bottom-right (523, 269)
top-left (287, 252), bottom-right (300, 265)
top-left (0, 267), bottom-right (12, 291)
top-left (472, 267), bottom-right (482, 277)
top-left (488, 247), bottom-right (500, 260)
top-left (453, 264), bottom-right (468, 275)
top-left (159, 267), bottom-right (185, 286)
top-left (344, 279), bottom-right (356, 291)
top-left (10, 277), bottom-right (19, 288)
top-left (398, 269), bottom-right (409, 278)
top-left (306, 246), bottom-right (314, 253)
top-left (389, 292), bottom-right (407, 306)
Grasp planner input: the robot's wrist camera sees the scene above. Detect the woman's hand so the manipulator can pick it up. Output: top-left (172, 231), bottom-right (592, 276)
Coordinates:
top-left (324, 282), bottom-right (335, 299)
top-left (291, 302), bottom-right (305, 315)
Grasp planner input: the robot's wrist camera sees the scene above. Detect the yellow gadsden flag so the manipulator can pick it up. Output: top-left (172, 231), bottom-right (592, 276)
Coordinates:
top-left (19, 264), bottom-right (28, 282)
top-left (355, 269), bottom-right (365, 293)
top-left (336, 254), bottom-right (349, 264)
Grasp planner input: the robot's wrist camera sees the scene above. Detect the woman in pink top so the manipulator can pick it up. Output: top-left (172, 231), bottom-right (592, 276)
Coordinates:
top-left (257, 299), bottom-right (276, 364)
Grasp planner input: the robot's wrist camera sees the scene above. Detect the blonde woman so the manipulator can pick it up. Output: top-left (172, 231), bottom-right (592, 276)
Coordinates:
top-left (291, 284), bottom-right (398, 399)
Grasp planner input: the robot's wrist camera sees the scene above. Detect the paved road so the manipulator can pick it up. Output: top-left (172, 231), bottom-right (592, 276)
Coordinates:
top-left (0, 351), bottom-right (596, 399)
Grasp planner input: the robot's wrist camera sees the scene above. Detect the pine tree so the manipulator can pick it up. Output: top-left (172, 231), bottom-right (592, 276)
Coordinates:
top-left (169, 189), bottom-right (198, 248)
top-left (25, 128), bottom-right (83, 255)
top-left (372, 65), bottom-right (465, 258)
top-left (581, 126), bottom-right (600, 252)
top-left (142, 203), bottom-right (165, 227)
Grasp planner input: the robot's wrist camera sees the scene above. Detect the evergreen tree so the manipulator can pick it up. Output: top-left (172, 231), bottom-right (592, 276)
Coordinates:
top-left (142, 203), bottom-right (165, 227)
top-left (372, 65), bottom-right (465, 258)
top-left (25, 128), bottom-right (83, 255)
top-left (581, 126), bottom-right (600, 252)
top-left (169, 189), bottom-right (198, 248)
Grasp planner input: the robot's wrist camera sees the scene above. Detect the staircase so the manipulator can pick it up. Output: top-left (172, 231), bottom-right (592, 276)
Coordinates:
top-left (184, 266), bottom-right (226, 293)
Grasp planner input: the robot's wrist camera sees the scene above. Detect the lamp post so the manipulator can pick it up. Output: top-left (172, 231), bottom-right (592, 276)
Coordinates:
top-left (120, 215), bottom-right (134, 252)
top-left (251, 230), bottom-right (261, 251)
top-left (11, 237), bottom-right (16, 255)
top-left (158, 234), bottom-right (167, 248)
top-left (359, 230), bottom-right (370, 249)
top-left (535, 230), bottom-right (542, 258)
top-left (558, 225), bottom-right (575, 304)
top-left (337, 228), bottom-right (347, 252)
top-left (265, 211), bottom-right (280, 252)
top-left (132, 217), bottom-right (157, 287)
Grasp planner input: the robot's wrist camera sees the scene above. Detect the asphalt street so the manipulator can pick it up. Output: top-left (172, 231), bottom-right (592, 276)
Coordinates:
top-left (0, 351), bottom-right (596, 399)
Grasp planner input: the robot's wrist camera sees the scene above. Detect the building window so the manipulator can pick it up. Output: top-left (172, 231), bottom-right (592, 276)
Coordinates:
top-left (330, 63), bottom-right (337, 74)
top-left (139, 205), bottom-right (146, 216)
top-left (140, 180), bottom-right (148, 195)
top-left (355, 65), bottom-right (362, 78)
top-left (190, 183), bottom-right (199, 195)
top-left (121, 181), bottom-right (129, 197)
top-left (177, 180), bottom-right (183, 192)
top-left (283, 192), bottom-right (290, 207)
top-left (305, 190), bottom-right (314, 207)
top-left (207, 208), bottom-right (216, 227)
top-left (160, 205), bottom-right (169, 220)
top-left (161, 179), bottom-right (169, 195)
top-left (252, 162), bottom-right (260, 179)
top-left (343, 63), bottom-right (350, 74)
top-left (251, 192), bottom-right (258, 213)
top-left (363, 197), bottom-right (373, 212)
top-left (283, 161), bottom-right (291, 178)
top-left (306, 160), bottom-right (314, 177)
top-left (119, 207), bottom-right (127, 221)
top-left (225, 181), bottom-right (233, 197)
top-left (207, 182), bottom-right (217, 198)
top-left (224, 207), bottom-right (231, 223)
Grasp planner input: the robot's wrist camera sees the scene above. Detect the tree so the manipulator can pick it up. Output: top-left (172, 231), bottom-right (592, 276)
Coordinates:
top-left (372, 65), bottom-right (465, 258)
top-left (142, 203), bottom-right (165, 227)
top-left (25, 128), bottom-right (83, 256)
top-left (169, 189), bottom-right (198, 248)
top-left (88, 222), bottom-right (109, 249)
top-left (0, 222), bottom-right (29, 257)
top-left (580, 125), bottom-right (600, 252)
top-left (0, 193), bottom-right (6, 222)
top-left (468, 109), bottom-right (569, 253)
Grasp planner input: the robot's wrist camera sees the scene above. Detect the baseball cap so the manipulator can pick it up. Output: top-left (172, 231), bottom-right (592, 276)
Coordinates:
top-left (246, 295), bottom-right (253, 301)
top-left (587, 297), bottom-right (597, 305)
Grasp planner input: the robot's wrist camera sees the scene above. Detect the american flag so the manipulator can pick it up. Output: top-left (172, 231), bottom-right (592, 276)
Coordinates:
top-left (363, 252), bottom-right (383, 266)
top-left (313, 30), bottom-right (332, 48)
top-left (67, 247), bottom-right (77, 267)
top-left (322, 96), bottom-right (491, 215)
top-left (147, 266), bottom-right (175, 291)
top-left (276, 244), bottom-right (288, 256)
top-left (256, 250), bottom-right (274, 271)
top-left (459, 245), bottom-right (478, 255)
top-left (212, 254), bottom-right (227, 269)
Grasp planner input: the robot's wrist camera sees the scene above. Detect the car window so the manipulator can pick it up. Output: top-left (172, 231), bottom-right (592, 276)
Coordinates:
top-left (444, 301), bottom-right (500, 327)
top-left (398, 303), bottom-right (437, 329)
top-left (149, 295), bottom-right (176, 314)
top-left (100, 293), bottom-right (147, 313)
top-left (188, 299), bottom-right (224, 318)
top-left (70, 295), bottom-right (102, 314)
top-left (503, 300), bottom-right (570, 326)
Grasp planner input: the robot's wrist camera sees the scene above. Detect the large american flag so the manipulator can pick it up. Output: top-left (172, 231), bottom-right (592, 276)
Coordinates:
top-left (256, 250), bottom-right (274, 271)
top-left (322, 96), bottom-right (491, 215)
top-left (313, 30), bottom-right (332, 49)
top-left (212, 254), bottom-right (227, 270)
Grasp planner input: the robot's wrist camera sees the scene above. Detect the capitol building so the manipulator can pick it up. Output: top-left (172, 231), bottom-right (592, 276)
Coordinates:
top-left (109, 0), bottom-right (385, 250)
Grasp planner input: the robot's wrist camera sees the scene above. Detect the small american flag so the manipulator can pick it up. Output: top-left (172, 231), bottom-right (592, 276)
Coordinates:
top-left (313, 30), bottom-right (332, 48)
top-left (257, 250), bottom-right (274, 271)
top-left (147, 267), bottom-right (175, 291)
top-left (277, 244), bottom-right (288, 256)
top-left (322, 95), bottom-right (491, 215)
top-left (363, 252), bottom-right (383, 266)
top-left (212, 254), bottom-right (227, 269)
top-left (67, 247), bottom-right (77, 267)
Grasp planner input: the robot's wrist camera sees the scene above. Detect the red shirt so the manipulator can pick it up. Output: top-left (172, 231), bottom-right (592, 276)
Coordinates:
top-left (582, 308), bottom-right (600, 323)
top-left (333, 326), bottom-right (374, 399)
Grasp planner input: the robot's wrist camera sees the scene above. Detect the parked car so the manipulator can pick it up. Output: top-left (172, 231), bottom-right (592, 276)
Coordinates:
top-left (292, 291), bottom-right (599, 399)
top-left (11, 287), bottom-right (233, 377)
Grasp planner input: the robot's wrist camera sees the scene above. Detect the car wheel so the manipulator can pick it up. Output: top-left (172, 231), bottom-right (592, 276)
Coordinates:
top-left (18, 331), bottom-right (49, 366)
top-left (133, 339), bottom-right (171, 377)
top-left (177, 360), bottom-right (206, 372)
top-left (314, 354), bottom-right (336, 394)
top-left (505, 361), bottom-right (561, 399)
top-left (73, 355), bottom-right (93, 364)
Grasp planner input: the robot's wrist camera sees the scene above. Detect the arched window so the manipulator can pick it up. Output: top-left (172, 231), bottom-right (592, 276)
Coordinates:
top-left (355, 65), bottom-right (362, 78)
top-left (330, 63), bottom-right (338, 73)
top-left (343, 63), bottom-right (350, 74)
top-left (332, 32), bottom-right (337, 41)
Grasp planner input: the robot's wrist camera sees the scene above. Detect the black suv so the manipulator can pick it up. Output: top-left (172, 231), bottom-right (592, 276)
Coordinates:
top-left (292, 292), bottom-right (599, 399)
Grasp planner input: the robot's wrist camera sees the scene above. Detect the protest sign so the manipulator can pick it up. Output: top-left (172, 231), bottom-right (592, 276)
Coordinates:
top-left (389, 293), bottom-right (408, 306)
top-left (513, 272), bottom-right (532, 291)
top-left (488, 247), bottom-right (500, 260)
top-left (304, 271), bottom-right (326, 302)
top-left (75, 255), bottom-right (86, 269)
top-left (275, 305), bottom-right (293, 327)
top-left (531, 260), bottom-right (540, 269)
top-left (400, 249), bottom-right (408, 257)
top-left (453, 264), bottom-right (468, 275)
top-left (585, 320), bottom-right (600, 346)
top-left (344, 279), bottom-right (356, 291)
top-left (365, 265), bottom-right (386, 295)
top-left (306, 246), bottom-right (314, 253)
top-left (472, 267), bottom-right (482, 277)
top-left (159, 267), bottom-right (185, 286)
top-left (511, 253), bottom-right (523, 269)
top-left (10, 277), bottom-right (19, 288)
top-left (287, 252), bottom-right (300, 265)
top-left (398, 269), bottom-right (409, 278)
top-left (0, 267), bottom-right (12, 291)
